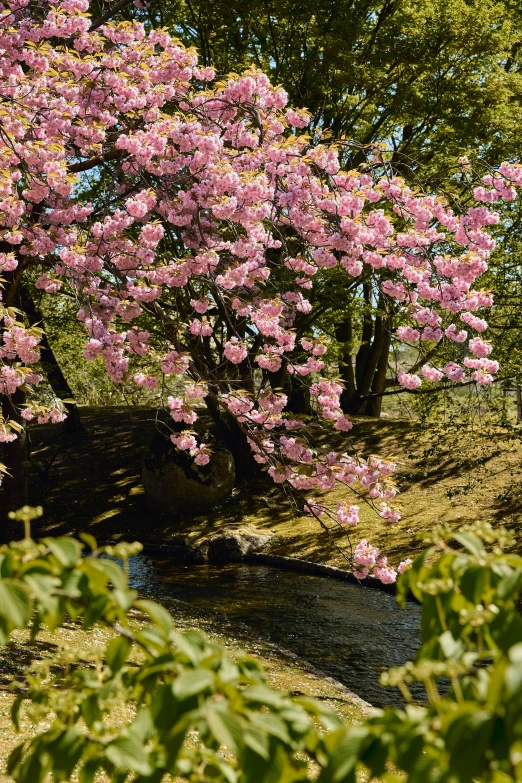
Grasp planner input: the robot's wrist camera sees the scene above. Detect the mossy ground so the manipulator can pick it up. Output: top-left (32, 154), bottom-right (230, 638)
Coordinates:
top-left (0, 598), bottom-right (369, 781)
top-left (27, 405), bottom-right (522, 569)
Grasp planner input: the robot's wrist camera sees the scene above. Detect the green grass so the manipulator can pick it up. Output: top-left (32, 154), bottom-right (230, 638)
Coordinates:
top-left (0, 602), bottom-right (369, 782)
top-left (27, 406), bottom-right (522, 570)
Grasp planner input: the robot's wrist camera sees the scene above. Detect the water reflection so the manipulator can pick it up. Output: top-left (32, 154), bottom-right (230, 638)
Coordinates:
top-left (129, 556), bottom-right (423, 707)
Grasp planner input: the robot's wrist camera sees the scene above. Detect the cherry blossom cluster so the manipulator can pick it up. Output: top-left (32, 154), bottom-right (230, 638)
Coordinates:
top-left (0, 259), bottom-right (64, 458)
top-left (352, 540), bottom-right (405, 584)
top-left (0, 0), bottom-right (519, 578)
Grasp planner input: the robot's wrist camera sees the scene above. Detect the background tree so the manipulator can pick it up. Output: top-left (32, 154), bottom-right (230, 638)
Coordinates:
top-left (120, 0), bottom-right (522, 415)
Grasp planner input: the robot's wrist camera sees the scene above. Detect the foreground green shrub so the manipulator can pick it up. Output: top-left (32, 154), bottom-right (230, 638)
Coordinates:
top-left (1, 508), bottom-right (522, 782)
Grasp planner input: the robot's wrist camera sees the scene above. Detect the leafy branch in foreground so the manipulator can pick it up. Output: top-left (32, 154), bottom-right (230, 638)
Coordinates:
top-left (2, 507), bottom-right (341, 783)
top-left (2, 508), bottom-right (522, 782)
top-left (322, 521), bottom-right (522, 783)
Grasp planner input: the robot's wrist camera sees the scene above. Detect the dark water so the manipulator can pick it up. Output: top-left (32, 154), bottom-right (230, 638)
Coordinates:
top-left (129, 556), bottom-right (422, 707)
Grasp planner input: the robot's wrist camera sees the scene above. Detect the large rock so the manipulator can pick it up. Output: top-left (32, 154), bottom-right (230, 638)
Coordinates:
top-left (207, 530), bottom-right (273, 563)
top-left (142, 433), bottom-right (235, 517)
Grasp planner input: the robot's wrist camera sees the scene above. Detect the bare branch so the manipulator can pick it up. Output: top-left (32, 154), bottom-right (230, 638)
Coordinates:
top-left (89, 0), bottom-right (135, 32)
top-left (69, 149), bottom-right (124, 173)
top-left (360, 374), bottom-right (515, 401)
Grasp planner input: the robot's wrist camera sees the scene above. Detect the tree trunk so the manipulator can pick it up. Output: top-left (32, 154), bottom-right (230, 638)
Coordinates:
top-left (204, 393), bottom-right (260, 479)
top-left (270, 361), bottom-right (312, 415)
top-left (20, 287), bottom-right (83, 433)
top-left (364, 321), bottom-right (392, 417)
top-left (286, 380), bottom-right (312, 416)
top-left (355, 284), bottom-right (374, 392)
top-left (0, 389), bottom-right (29, 542)
top-left (336, 314), bottom-right (357, 413)
top-left (337, 292), bottom-right (393, 418)
top-left (0, 261), bottom-right (29, 541)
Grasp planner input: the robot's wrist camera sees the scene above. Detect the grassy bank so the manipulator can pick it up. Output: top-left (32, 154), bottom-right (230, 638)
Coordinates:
top-left (0, 597), bottom-right (369, 782)
top-left (26, 406), bottom-right (522, 569)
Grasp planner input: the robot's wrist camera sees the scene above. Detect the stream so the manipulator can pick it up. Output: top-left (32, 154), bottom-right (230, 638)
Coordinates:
top-left (129, 556), bottom-right (423, 707)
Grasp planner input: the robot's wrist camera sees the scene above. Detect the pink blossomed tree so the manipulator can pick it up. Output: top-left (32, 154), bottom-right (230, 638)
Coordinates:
top-left (0, 0), bottom-right (520, 577)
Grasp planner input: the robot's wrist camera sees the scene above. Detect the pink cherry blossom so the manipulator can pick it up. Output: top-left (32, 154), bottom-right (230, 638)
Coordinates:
top-left (224, 338), bottom-right (248, 364)
top-left (398, 372), bottom-right (422, 390)
top-left (398, 558), bottom-right (413, 574)
top-left (421, 365), bottom-right (444, 382)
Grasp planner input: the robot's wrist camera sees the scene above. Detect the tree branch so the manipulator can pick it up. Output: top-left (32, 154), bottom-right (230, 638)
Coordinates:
top-left (69, 149), bottom-right (124, 173)
top-left (89, 0), bottom-right (135, 32)
top-left (360, 374), bottom-right (514, 401)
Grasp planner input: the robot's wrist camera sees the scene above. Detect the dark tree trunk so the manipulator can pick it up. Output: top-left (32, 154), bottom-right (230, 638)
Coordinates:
top-left (286, 381), bottom-right (312, 416)
top-left (270, 360), bottom-right (312, 416)
top-left (0, 389), bottom-right (29, 542)
top-left (365, 319), bottom-right (392, 417)
top-left (204, 392), bottom-right (260, 478)
top-left (336, 291), bottom-right (393, 418)
top-left (336, 313), bottom-right (357, 413)
top-left (1, 262), bottom-right (29, 541)
top-left (20, 287), bottom-right (83, 433)
top-left (355, 284), bottom-right (374, 393)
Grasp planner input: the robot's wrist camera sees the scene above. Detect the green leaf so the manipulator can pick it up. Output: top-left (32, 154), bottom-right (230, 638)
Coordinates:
top-left (134, 772), bottom-right (165, 783)
top-left (460, 566), bottom-right (488, 604)
top-left (44, 727), bottom-right (84, 781)
top-left (105, 735), bottom-right (153, 776)
top-left (135, 625), bottom-right (168, 654)
top-left (206, 704), bottom-right (244, 752)
top-left (165, 713), bottom-right (194, 771)
top-left (173, 668), bottom-right (215, 700)
top-left (396, 549), bottom-right (433, 605)
top-left (453, 532), bottom-right (485, 556)
top-left (244, 726), bottom-right (270, 759)
top-left (243, 740), bottom-right (287, 783)
top-left (0, 552), bottom-right (13, 578)
top-left (129, 709), bottom-right (155, 743)
top-left (490, 612), bottom-right (522, 653)
top-left (6, 743), bottom-right (24, 778)
top-left (79, 533), bottom-right (98, 552)
top-left (79, 759), bottom-right (100, 783)
top-left (81, 694), bottom-right (102, 728)
top-left (318, 727), bottom-right (369, 783)
top-left (505, 660), bottom-right (522, 697)
top-left (249, 712), bottom-right (291, 745)
top-left (11, 693), bottom-right (24, 732)
top-left (497, 569), bottom-right (522, 601)
top-left (23, 573), bottom-right (61, 601)
top-left (110, 772), bottom-right (130, 783)
top-left (83, 594), bottom-right (110, 627)
top-left (361, 736), bottom-right (387, 778)
top-left (106, 636), bottom-right (131, 674)
top-left (171, 629), bottom-right (205, 665)
top-left (46, 537), bottom-right (82, 568)
top-left (445, 709), bottom-right (493, 782)
top-left (113, 588), bottom-right (138, 611)
top-left (294, 696), bottom-right (342, 731)
top-left (17, 747), bottom-right (48, 783)
top-left (0, 579), bottom-right (32, 635)
top-left (93, 558), bottom-right (127, 590)
top-left (243, 685), bottom-right (286, 708)
top-left (135, 599), bottom-right (174, 633)
top-left (439, 630), bottom-right (464, 660)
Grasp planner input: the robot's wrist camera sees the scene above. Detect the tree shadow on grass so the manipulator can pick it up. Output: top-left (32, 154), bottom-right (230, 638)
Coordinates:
top-left (0, 638), bottom-right (58, 689)
top-left (24, 406), bottom-right (522, 567)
